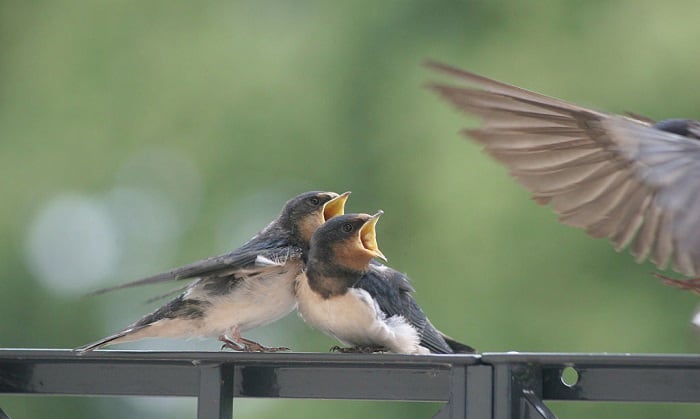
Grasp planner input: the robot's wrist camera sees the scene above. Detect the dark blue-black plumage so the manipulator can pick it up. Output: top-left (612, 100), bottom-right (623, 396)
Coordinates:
top-left (356, 261), bottom-right (476, 354)
top-left (653, 119), bottom-right (700, 139)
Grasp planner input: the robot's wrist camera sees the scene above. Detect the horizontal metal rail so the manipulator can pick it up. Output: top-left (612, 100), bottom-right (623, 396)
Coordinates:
top-left (1, 350), bottom-right (700, 419)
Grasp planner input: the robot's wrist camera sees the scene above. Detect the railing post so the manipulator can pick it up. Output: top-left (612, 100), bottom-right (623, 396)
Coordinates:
top-left (433, 364), bottom-right (467, 419)
top-left (433, 363), bottom-right (492, 419)
top-left (466, 365), bottom-right (492, 418)
top-left (197, 363), bottom-right (234, 419)
top-left (492, 363), bottom-right (557, 419)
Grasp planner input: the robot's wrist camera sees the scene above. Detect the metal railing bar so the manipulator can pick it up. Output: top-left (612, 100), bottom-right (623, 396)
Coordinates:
top-left (197, 363), bottom-right (234, 419)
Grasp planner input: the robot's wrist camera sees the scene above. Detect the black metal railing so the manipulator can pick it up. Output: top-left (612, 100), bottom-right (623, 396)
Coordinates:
top-left (2, 350), bottom-right (700, 418)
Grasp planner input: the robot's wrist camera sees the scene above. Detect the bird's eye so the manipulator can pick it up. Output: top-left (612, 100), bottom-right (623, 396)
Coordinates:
top-left (342, 223), bottom-right (354, 233)
top-left (309, 197), bottom-right (321, 206)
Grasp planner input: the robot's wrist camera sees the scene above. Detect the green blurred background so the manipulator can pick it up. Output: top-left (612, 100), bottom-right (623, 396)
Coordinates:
top-left (3, 0), bottom-right (700, 417)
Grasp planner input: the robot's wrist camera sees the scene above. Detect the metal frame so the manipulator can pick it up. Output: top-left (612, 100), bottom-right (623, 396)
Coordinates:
top-left (2, 350), bottom-right (700, 418)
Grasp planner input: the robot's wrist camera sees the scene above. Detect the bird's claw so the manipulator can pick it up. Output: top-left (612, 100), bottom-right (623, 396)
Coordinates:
top-left (219, 337), bottom-right (245, 352)
top-left (243, 342), bottom-right (290, 353)
top-left (330, 345), bottom-right (387, 353)
top-left (218, 335), bottom-right (289, 352)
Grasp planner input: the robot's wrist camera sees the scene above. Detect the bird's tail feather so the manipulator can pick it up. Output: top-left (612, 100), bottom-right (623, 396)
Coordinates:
top-left (73, 326), bottom-right (147, 354)
top-left (441, 333), bottom-right (477, 354)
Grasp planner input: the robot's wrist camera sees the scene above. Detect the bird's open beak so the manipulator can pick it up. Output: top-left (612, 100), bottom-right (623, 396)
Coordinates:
top-left (323, 191), bottom-right (351, 221)
top-left (360, 210), bottom-right (387, 262)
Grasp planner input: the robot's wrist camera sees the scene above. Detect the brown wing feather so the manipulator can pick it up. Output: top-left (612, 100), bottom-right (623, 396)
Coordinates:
top-left (427, 60), bottom-right (700, 277)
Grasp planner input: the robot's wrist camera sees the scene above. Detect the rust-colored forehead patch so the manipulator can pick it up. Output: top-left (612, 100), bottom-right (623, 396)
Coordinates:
top-left (298, 210), bottom-right (325, 244)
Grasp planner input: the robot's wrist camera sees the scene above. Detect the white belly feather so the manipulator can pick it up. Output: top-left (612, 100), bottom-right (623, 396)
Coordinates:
top-left (295, 275), bottom-right (427, 354)
top-left (188, 264), bottom-right (300, 335)
top-left (127, 262), bottom-right (302, 342)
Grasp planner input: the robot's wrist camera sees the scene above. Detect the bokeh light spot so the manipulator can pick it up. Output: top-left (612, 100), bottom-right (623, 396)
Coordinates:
top-left (25, 194), bottom-right (119, 295)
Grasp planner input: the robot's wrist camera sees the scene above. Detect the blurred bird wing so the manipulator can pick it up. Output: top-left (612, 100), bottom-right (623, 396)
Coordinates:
top-left (427, 61), bottom-right (700, 276)
top-left (89, 245), bottom-right (304, 295)
top-left (355, 263), bottom-right (454, 354)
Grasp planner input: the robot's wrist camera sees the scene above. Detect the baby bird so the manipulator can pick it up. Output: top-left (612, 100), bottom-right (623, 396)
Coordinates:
top-left (296, 212), bottom-right (475, 354)
top-left (76, 190), bottom-right (349, 353)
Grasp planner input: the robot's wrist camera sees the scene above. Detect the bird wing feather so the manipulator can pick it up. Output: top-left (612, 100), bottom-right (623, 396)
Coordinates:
top-left (353, 262), bottom-right (456, 354)
top-left (89, 243), bottom-right (303, 295)
top-left (427, 61), bottom-right (700, 276)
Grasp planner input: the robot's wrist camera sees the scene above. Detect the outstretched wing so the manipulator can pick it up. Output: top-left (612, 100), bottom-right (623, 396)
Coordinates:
top-left (89, 242), bottom-right (303, 295)
top-left (354, 262), bottom-right (473, 354)
top-left (427, 61), bottom-right (700, 277)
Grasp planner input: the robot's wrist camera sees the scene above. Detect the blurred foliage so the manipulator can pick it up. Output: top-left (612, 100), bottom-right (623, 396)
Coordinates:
top-left (3, 0), bottom-right (700, 418)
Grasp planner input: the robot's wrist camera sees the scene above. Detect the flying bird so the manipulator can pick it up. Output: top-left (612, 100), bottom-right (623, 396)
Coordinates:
top-left (655, 272), bottom-right (700, 294)
top-left (76, 190), bottom-right (350, 353)
top-left (427, 60), bottom-right (700, 279)
top-left (296, 212), bottom-right (476, 354)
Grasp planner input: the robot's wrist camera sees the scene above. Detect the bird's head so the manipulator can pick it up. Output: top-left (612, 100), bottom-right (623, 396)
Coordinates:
top-left (309, 211), bottom-right (387, 274)
top-left (280, 191), bottom-right (351, 245)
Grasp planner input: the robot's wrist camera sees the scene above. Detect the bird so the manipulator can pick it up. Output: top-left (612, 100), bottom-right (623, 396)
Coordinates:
top-left (655, 273), bottom-right (700, 295)
top-left (426, 60), bottom-right (700, 280)
top-left (295, 212), bottom-right (476, 354)
top-left (76, 190), bottom-right (350, 353)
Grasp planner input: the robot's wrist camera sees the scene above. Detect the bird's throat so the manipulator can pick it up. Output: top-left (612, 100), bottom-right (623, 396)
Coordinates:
top-left (306, 267), bottom-right (359, 299)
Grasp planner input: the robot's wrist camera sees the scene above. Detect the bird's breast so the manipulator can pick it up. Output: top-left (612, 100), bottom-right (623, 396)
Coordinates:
top-left (188, 261), bottom-right (302, 334)
top-left (296, 276), bottom-right (384, 346)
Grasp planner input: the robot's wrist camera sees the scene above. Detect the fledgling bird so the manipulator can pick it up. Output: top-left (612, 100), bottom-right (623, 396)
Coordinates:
top-left (427, 61), bottom-right (700, 280)
top-left (296, 212), bottom-right (476, 355)
top-left (76, 190), bottom-right (350, 353)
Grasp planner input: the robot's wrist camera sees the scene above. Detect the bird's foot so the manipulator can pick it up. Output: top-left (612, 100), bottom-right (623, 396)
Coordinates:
top-left (219, 332), bottom-right (289, 353)
top-left (239, 337), bottom-right (290, 353)
top-left (330, 345), bottom-right (387, 353)
top-left (655, 273), bottom-right (700, 294)
top-left (243, 342), bottom-right (290, 352)
top-left (219, 336), bottom-right (245, 351)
